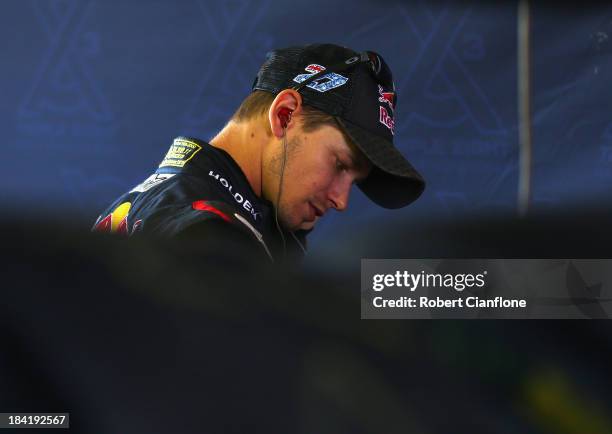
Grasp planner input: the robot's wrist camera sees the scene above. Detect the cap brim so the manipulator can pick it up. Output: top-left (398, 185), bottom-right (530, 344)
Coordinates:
top-left (336, 117), bottom-right (425, 209)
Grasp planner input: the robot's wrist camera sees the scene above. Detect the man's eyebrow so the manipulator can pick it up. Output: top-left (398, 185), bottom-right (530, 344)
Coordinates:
top-left (337, 122), bottom-right (371, 176)
top-left (344, 151), bottom-right (371, 183)
top-left (346, 147), bottom-right (371, 174)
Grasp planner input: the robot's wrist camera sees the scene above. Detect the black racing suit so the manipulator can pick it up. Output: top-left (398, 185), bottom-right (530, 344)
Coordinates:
top-left (93, 137), bottom-right (307, 263)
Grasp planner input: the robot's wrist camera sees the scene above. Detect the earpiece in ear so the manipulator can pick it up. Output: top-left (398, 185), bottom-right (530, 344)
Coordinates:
top-left (278, 108), bottom-right (292, 129)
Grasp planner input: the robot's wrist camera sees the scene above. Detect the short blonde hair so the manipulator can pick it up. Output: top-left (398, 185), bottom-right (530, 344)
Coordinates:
top-left (231, 90), bottom-right (350, 135)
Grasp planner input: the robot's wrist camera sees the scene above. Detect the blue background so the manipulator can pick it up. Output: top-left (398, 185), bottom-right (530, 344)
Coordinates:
top-left (2, 0), bottom-right (611, 256)
top-left (4, 3), bottom-right (612, 431)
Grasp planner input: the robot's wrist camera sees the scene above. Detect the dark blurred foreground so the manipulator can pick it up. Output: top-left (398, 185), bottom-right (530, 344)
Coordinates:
top-left (2, 209), bottom-right (612, 434)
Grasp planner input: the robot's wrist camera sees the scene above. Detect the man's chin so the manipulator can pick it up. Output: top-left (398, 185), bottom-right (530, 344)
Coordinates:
top-left (297, 219), bottom-right (317, 231)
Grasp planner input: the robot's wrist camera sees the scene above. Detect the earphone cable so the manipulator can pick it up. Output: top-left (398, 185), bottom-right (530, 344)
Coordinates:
top-left (274, 126), bottom-right (288, 258)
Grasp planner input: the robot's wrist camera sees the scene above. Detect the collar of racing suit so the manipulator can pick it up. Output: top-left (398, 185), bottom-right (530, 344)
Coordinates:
top-left (157, 136), bottom-right (308, 262)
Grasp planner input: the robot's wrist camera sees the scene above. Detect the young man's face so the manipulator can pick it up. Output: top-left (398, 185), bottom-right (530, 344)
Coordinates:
top-left (265, 122), bottom-right (371, 231)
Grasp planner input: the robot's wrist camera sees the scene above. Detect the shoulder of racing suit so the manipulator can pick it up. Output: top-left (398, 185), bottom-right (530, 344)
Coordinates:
top-left (93, 136), bottom-right (306, 263)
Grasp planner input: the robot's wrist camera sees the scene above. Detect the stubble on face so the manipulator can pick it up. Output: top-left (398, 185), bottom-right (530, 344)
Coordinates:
top-left (267, 134), bottom-right (302, 176)
top-left (264, 134), bottom-right (305, 230)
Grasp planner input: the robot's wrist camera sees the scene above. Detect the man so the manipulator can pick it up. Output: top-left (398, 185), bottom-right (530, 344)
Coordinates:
top-left (93, 43), bottom-right (425, 263)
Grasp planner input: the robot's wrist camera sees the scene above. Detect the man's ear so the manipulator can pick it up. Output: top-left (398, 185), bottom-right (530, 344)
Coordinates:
top-left (269, 89), bottom-right (302, 138)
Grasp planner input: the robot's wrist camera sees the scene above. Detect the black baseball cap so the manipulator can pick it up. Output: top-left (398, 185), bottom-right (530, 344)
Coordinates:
top-left (252, 43), bottom-right (425, 209)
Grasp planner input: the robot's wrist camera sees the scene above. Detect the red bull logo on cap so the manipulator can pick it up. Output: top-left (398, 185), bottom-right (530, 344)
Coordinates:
top-left (378, 85), bottom-right (395, 112)
top-left (379, 106), bottom-right (395, 135)
top-left (377, 85), bottom-right (395, 135)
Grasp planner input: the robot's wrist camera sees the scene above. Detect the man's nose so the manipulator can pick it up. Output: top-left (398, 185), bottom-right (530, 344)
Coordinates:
top-left (327, 178), bottom-right (352, 212)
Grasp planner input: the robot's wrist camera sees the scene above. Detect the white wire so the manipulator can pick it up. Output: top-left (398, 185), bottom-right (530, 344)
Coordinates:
top-left (274, 126), bottom-right (288, 258)
top-left (273, 125), bottom-right (308, 258)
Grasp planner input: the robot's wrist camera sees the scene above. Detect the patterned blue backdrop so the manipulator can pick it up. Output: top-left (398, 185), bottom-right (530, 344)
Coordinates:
top-left (2, 0), bottom-right (611, 256)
